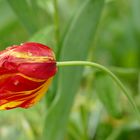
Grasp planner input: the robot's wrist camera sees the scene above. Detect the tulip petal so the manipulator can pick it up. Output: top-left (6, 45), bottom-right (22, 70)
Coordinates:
top-left (0, 42), bottom-right (57, 110)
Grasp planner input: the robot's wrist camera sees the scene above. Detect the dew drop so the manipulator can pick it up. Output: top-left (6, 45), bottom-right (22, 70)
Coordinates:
top-left (27, 52), bottom-right (32, 56)
top-left (14, 80), bottom-right (19, 86)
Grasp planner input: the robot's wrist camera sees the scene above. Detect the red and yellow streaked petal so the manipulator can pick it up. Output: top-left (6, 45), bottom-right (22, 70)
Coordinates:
top-left (13, 42), bottom-right (55, 58)
top-left (0, 74), bottom-right (45, 92)
top-left (0, 77), bottom-right (52, 110)
top-left (0, 42), bottom-right (57, 110)
top-left (19, 77), bottom-right (53, 108)
top-left (18, 62), bottom-right (56, 79)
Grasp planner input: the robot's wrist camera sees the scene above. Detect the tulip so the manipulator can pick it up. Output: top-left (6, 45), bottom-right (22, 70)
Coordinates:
top-left (0, 42), bottom-right (57, 110)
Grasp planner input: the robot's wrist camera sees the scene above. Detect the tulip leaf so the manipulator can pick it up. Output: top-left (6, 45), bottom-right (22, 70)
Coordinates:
top-left (43, 0), bottom-right (105, 140)
top-left (6, 0), bottom-right (50, 34)
top-left (95, 73), bottom-right (123, 118)
top-left (29, 26), bottom-right (56, 50)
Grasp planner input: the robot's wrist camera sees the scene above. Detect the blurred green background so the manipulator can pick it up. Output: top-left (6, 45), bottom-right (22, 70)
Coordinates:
top-left (0, 0), bottom-right (140, 140)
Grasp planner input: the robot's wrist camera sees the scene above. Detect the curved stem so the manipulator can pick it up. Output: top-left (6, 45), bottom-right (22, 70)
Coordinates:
top-left (57, 61), bottom-right (140, 120)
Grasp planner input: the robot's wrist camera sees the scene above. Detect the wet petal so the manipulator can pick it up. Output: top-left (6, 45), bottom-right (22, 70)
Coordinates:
top-left (0, 42), bottom-right (57, 110)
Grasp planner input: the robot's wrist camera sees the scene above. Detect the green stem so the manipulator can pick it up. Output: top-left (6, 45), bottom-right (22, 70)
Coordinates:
top-left (57, 61), bottom-right (140, 120)
top-left (53, 0), bottom-right (60, 44)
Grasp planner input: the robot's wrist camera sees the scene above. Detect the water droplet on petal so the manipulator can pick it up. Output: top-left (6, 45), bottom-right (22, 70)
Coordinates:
top-left (27, 52), bottom-right (32, 56)
top-left (14, 80), bottom-right (19, 86)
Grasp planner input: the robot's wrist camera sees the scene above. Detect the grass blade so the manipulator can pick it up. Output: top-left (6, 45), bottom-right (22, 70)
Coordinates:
top-left (95, 73), bottom-right (122, 118)
top-left (6, 0), bottom-right (50, 34)
top-left (43, 0), bottom-right (105, 140)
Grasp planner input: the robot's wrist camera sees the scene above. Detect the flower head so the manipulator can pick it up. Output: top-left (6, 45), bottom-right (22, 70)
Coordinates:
top-left (0, 42), bottom-right (57, 110)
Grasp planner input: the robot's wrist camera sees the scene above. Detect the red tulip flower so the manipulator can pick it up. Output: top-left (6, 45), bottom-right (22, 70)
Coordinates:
top-left (0, 42), bottom-right (57, 110)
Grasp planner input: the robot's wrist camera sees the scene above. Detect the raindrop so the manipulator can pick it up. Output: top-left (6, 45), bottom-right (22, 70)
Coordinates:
top-left (27, 52), bottom-right (32, 56)
top-left (14, 80), bottom-right (19, 86)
